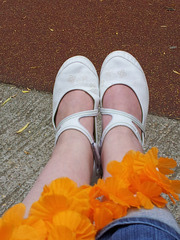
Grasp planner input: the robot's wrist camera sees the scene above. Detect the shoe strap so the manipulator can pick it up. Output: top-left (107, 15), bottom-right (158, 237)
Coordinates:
top-left (100, 108), bottom-right (145, 147)
top-left (55, 109), bottom-right (101, 175)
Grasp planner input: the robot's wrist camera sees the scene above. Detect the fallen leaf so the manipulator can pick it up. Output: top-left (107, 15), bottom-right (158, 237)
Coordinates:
top-left (49, 28), bottom-right (54, 31)
top-left (22, 88), bottom-right (31, 93)
top-left (1, 95), bottom-right (17, 106)
top-left (24, 151), bottom-right (30, 155)
top-left (173, 70), bottom-right (180, 75)
top-left (16, 123), bottom-right (30, 133)
top-left (2, 97), bottom-right (11, 106)
top-left (30, 66), bottom-right (40, 69)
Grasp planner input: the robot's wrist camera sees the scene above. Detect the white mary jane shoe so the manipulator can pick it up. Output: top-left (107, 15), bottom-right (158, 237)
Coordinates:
top-left (52, 56), bottom-right (101, 175)
top-left (100, 51), bottom-right (149, 147)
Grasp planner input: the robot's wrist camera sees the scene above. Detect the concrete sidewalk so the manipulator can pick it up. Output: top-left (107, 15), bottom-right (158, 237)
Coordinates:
top-left (0, 83), bottom-right (179, 225)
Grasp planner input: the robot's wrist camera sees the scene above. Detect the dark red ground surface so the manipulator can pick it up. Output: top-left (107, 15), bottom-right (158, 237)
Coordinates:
top-left (1, 0), bottom-right (180, 119)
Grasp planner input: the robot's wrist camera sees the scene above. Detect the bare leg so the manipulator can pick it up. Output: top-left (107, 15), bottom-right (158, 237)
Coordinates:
top-left (101, 85), bottom-right (180, 233)
top-left (23, 90), bottom-right (94, 216)
top-left (101, 84), bottom-right (142, 179)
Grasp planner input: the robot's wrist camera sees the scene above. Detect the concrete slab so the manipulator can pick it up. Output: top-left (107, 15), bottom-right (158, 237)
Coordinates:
top-left (0, 83), bottom-right (179, 225)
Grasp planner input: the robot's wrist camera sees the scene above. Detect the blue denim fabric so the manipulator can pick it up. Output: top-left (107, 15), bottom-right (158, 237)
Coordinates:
top-left (96, 217), bottom-right (180, 240)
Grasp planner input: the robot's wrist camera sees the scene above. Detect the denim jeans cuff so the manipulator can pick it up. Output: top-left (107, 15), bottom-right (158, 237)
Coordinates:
top-left (96, 217), bottom-right (180, 240)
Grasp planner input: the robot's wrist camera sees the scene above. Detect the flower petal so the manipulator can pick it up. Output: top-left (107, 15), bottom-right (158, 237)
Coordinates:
top-left (94, 207), bottom-right (113, 231)
top-left (41, 178), bottom-right (78, 198)
top-left (2, 203), bottom-right (25, 226)
top-left (137, 192), bottom-right (154, 209)
top-left (53, 210), bottom-right (96, 240)
top-left (24, 217), bottom-right (47, 240)
top-left (30, 195), bottom-right (69, 222)
top-left (11, 225), bottom-right (39, 240)
top-left (158, 157), bottom-right (177, 175)
top-left (48, 225), bottom-right (75, 240)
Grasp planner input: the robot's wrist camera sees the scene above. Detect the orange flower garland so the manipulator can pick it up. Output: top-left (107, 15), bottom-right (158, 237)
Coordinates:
top-left (0, 148), bottom-right (180, 239)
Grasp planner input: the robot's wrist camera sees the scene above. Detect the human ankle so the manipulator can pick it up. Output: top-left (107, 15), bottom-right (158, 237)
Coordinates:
top-left (55, 90), bottom-right (94, 129)
top-left (103, 85), bottom-right (142, 121)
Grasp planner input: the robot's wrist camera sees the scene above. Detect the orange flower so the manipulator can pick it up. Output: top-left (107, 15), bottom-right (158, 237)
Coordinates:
top-left (48, 225), bottom-right (75, 240)
top-left (142, 163), bottom-right (179, 203)
top-left (125, 148), bottom-right (180, 204)
top-left (42, 178), bottom-right (79, 198)
top-left (107, 158), bottom-right (133, 181)
top-left (132, 147), bottom-right (177, 178)
top-left (133, 148), bottom-right (158, 174)
top-left (8, 225), bottom-right (43, 240)
top-left (136, 181), bottom-right (167, 209)
top-left (30, 195), bottom-right (69, 222)
top-left (97, 177), bottom-right (139, 208)
top-left (0, 218), bottom-right (13, 240)
top-left (93, 206), bottom-right (113, 231)
top-left (0, 203), bottom-right (25, 240)
top-left (92, 200), bottom-right (128, 231)
top-left (89, 182), bottom-right (128, 231)
top-left (48, 210), bottom-right (96, 240)
top-left (129, 174), bottom-right (167, 208)
top-left (1, 203), bottom-right (25, 227)
top-left (0, 203), bottom-right (47, 240)
top-left (158, 157), bottom-right (177, 175)
top-left (106, 147), bottom-right (179, 208)
top-left (170, 180), bottom-right (180, 194)
top-left (89, 182), bottom-right (109, 205)
top-left (30, 178), bottom-right (91, 222)
top-left (24, 217), bottom-right (47, 239)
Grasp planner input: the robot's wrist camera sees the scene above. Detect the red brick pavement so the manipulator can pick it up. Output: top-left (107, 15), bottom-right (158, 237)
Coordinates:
top-left (1, 0), bottom-right (180, 119)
